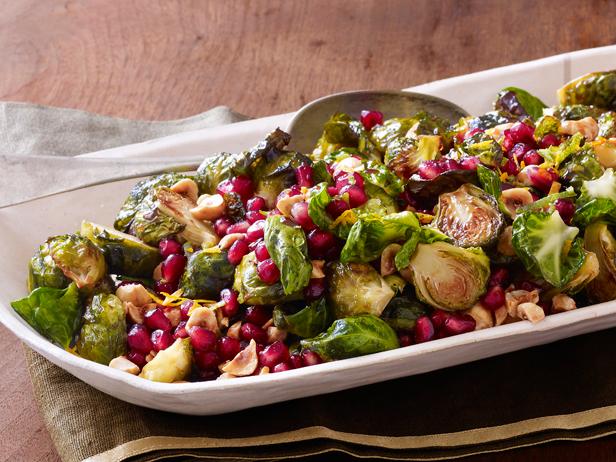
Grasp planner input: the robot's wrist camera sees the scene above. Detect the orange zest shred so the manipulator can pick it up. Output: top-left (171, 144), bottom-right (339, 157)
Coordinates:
top-left (149, 288), bottom-right (216, 308)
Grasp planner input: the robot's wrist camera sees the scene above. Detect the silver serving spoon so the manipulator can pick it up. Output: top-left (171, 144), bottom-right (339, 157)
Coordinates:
top-left (286, 90), bottom-right (469, 153)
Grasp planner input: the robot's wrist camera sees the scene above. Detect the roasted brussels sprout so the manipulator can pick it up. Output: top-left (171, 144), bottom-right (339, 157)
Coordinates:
top-left (313, 113), bottom-right (379, 161)
top-left (252, 150), bottom-right (312, 208)
top-left (385, 135), bottom-right (441, 180)
top-left (534, 115), bottom-right (561, 140)
top-left (549, 104), bottom-right (606, 121)
top-left (80, 221), bottom-right (162, 278)
top-left (327, 261), bottom-right (395, 318)
top-left (405, 242), bottom-right (490, 311)
top-left (560, 148), bottom-right (604, 192)
top-left (380, 295), bottom-right (428, 331)
top-left (538, 133), bottom-right (585, 169)
top-left (456, 130), bottom-right (503, 167)
top-left (547, 248), bottom-right (599, 297)
top-left (360, 161), bottom-right (404, 197)
top-left (575, 168), bottom-right (616, 226)
top-left (583, 222), bottom-right (616, 303)
top-left (179, 249), bottom-right (235, 299)
top-left (406, 169), bottom-right (478, 203)
top-left (300, 315), bottom-right (399, 361)
top-left (370, 117), bottom-right (418, 151)
top-left (76, 293), bottom-right (127, 365)
top-left (494, 87), bottom-right (547, 120)
top-left (434, 184), bottom-right (505, 248)
top-left (273, 298), bottom-right (332, 338)
top-left (130, 196), bottom-right (185, 246)
top-left (394, 227), bottom-right (451, 272)
top-left (466, 111), bottom-right (512, 130)
top-left (557, 71), bottom-right (616, 110)
top-left (139, 338), bottom-right (192, 382)
top-left (598, 112), bottom-right (616, 138)
top-left (11, 282), bottom-right (81, 349)
top-left (28, 242), bottom-right (70, 291)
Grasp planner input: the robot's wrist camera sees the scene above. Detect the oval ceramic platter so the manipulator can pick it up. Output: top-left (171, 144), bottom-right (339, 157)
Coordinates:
top-left (2, 46), bottom-right (616, 415)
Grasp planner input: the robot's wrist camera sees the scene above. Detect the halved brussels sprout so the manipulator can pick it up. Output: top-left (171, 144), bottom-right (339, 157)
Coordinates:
top-left (560, 148), bottom-right (604, 191)
top-left (406, 169), bottom-right (478, 203)
top-left (139, 338), bottom-right (192, 383)
top-left (130, 197), bottom-right (185, 246)
top-left (313, 113), bottom-right (379, 161)
top-left (534, 115), bottom-right (561, 140)
top-left (327, 261), bottom-right (395, 318)
top-left (252, 150), bottom-right (312, 208)
top-left (28, 242), bottom-right (70, 291)
top-left (380, 296), bottom-right (427, 331)
top-left (80, 221), bottom-right (162, 278)
top-left (179, 249), bottom-right (235, 299)
top-left (385, 135), bottom-right (441, 180)
top-left (434, 184), bottom-right (504, 248)
top-left (583, 222), bottom-right (616, 303)
top-left (76, 293), bottom-right (127, 365)
top-left (557, 71), bottom-right (616, 110)
top-left (273, 298), bottom-right (332, 339)
top-left (545, 249), bottom-right (599, 298)
top-left (405, 241), bottom-right (490, 311)
top-left (456, 130), bottom-right (503, 167)
top-left (466, 111), bottom-right (512, 130)
top-left (549, 104), bottom-right (606, 121)
top-left (370, 117), bottom-right (418, 151)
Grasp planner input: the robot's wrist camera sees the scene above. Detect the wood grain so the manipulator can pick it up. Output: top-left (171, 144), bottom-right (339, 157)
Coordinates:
top-left (1, 0), bottom-right (616, 460)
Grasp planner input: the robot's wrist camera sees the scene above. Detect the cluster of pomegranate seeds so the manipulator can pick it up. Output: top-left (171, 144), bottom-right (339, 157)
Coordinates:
top-left (481, 284), bottom-right (506, 311)
top-left (291, 202), bottom-right (316, 230)
top-left (488, 267), bottom-right (510, 288)
top-left (240, 322), bottom-right (268, 344)
top-left (412, 308), bottom-right (477, 344)
top-left (360, 110), bottom-right (384, 130)
top-left (153, 238), bottom-right (187, 293)
top-left (217, 336), bottom-right (241, 360)
top-left (128, 324), bottom-right (154, 354)
top-left (417, 156), bottom-right (471, 180)
top-left (244, 305), bottom-right (272, 325)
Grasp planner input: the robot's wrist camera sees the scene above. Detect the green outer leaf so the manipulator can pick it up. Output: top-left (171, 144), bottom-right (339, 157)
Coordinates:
top-left (28, 242), bottom-right (70, 292)
top-left (11, 283), bottom-right (81, 349)
top-left (394, 233), bottom-right (420, 272)
top-left (307, 182), bottom-right (334, 231)
top-left (300, 315), bottom-right (399, 361)
top-left (538, 133), bottom-right (585, 169)
top-left (312, 160), bottom-right (333, 185)
top-left (534, 115), bottom-right (561, 140)
top-left (179, 250), bottom-right (235, 299)
top-left (560, 148), bottom-right (604, 192)
top-left (264, 215), bottom-right (312, 295)
top-left (498, 87), bottom-right (547, 120)
top-left (518, 188), bottom-right (576, 214)
top-left (360, 161), bottom-right (404, 197)
top-left (575, 168), bottom-right (616, 226)
top-left (273, 298), bottom-right (332, 338)
top-left (380, 296), bottom-right (427, 331)
top-left (476, 165), bottom-right (501, 200)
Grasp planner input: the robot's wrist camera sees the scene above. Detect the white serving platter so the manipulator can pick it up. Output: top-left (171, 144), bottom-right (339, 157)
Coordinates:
top-left (2, 46), bottom-right (616, 415)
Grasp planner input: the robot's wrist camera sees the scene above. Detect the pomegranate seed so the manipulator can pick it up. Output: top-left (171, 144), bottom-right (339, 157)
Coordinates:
top-left (555, 199), bottom-right (575, 225)
top-left (414, 316), bottom-right (435, 343)
top-left (259, 341), bottom-right (290, 368)
top-left (327, 186), bottom-right (339, 196)
top-left (508, 122), bottom-right (535, 145)
top-left (161, 254), bottom-right (187, 284)
top-left (218, 175), bottom-right (253, 202)
top-left (460, 156), bottom-right (480, 170)
top-left (502, 159), bottom-right (520, 176)
top-left (509, 143), bottom-right (532, 161)
top-left (360, 110), bottom-right (384, 130)
top-left (246, 220), bottom-right (266, 243)
top-left (326, 198), bottom-right (350, 218)
top-left (521, 166), bottom-right (559, 193)
top-left (194, 350), bottom-right (220, 370)
top-left (220, 288), bottom-right (240, 317)
top-left (226, 220), bottom-right (250, 235)
top-left (304, 278), bottom-right (326, 300)
top-left (540, 134), bottom-right (561, 148)
top-left (481, 285), bottom-right (506, 311)
top-left (173, 321), bottom-right (189, 339)
top-left (418, 160), bottom-right (445, 180)
top-left (227, 239), bottom-right (250, 265)
top-left (245, 305), bottom-right (272, 326)
top-left (257, 259), bottom-right (280, 284)
top-left (245, 211), bottom-right (263, 224)
top-left (127, 351), bottom-right (146, 368)
top-left (441, 158), bottom-right (461, 171)
top-left (189, 326), bottom-right (217, 351)
top-left (488, 267), bottom-right (510, 287)
top-left (340, 184), bottom-right (368, 208)
top-left (519, 280), bottom-right (540, 291)
top-left (159, 238), bottom-right (183, 258)
top-left (335, 172), bottom-right (364, 190)
top-left (180, 300), bottom-right (193, 321)
top-left (217, 336), bottom-right (242, 360)
top-left (443, 314), bottom-right (476, 336)
top-left (247, 196), bottom-right (266, 212)
top-left (523, 150), bottom-right (543, 166)
top-left (291, 202), bottom-right (316, 230)
top-left (240, 322), bottom-right (268, 344)
top-left (430, 309), bottom-right (449, 331)
top-left (398, 332), bottom-right (413, 347)
top-left (127, 324), bottom-right (153, 354)
top-left (289, 353), bottom-right (303, 369)
top-left (464, 128), bottom-right (483, 139)
top-left (216, 179), bottom-right (234, 196)
top-left (301, 350), bottom-right (323, 366)
top-left (296, 164), bottom-right (314, 188)
top-left (273, 362), bottom-right (292, 373)
top-left (144, 307), bottom-right (173, 332)
top-left (214, 217), bottom-right (233, 237)
top-left (307, 229), bottom-right (336, 259)
top-left (255, 241), bottom-right (271, 262)
top-left (154, 280), bottom-right (175, 294)
top-left (151, 329), bottom-right (173, 351)
top-left (502, 132), bottom-right (515, 152)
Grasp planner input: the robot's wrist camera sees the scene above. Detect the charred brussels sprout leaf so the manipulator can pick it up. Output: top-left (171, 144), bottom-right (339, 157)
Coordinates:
top-left (45, 234), bottom-right (107, 290)
top-left (313, 113), bottom-right (379, 161)
top-left (76, 293), bottom-right (127, 365)
top-left (233, 252), bottom-right (302, 305)
top-left (534, 115), bottom-right (561, 140)
top-left (512, 211), bottom-right (585, 287)
top-left (457, 131), bottom-right (503, 167)
top-left (538, 133), bottom-right (585, 169)
top-left (307, 182), bottom-right (334, 231)
top-left (560, 148), bottom-right (604, 192)
top-left (495, 87), bottom-right (547, 121)
top-left (467, 111), bottom-right (512, 130)
top-left (80, 221), bottom-right (161, 278)
top-left (130, 195), bottom-right (185, 246)
top-left (11, 282), bottom-right (81, 349)
top-left (312, 160), bottom-right (334, 185)
top-left (584, 222), bottom-right (616, 303)
top-left (180, 250), bottom-right (235, 299)
top-left (385, 135), bottom-right (441, 180)
top-left (394, 227), bottom-right (451, 272)
top-left (557, 71), bottom-right (616, 110)
top-left (273, 298), bottom-right (332, 338)
top-left (264, 215), bottom-right (312, 295)
top-left (139, 338), bottom-right (192, 382)
top-left (300, 315), bottom-right (399, 361)
top-left (599, 112), bottom-right (616, 138)
top-left (575, 168), bottom-right (616, 226)
top-left (406, 242), bottom-right (490, 311)
top-left (28, 242), bottom-right (70, 291)
top-left (435, 184), bottom-right (504, 247)
top-left (549, 104), bottom-right (605, 121)
top-left (327, 262), bottom-right (394, 318)
top-left (381, 296), bottom-right (427, 331)
top-left (360, 161), bottom-right (404, 197)
top-left (252, 150), bottom-right (312, 208)
top-left (406, 169), bottom-right (478, 202)
top-left (370, 118), bottom-right (417, 151)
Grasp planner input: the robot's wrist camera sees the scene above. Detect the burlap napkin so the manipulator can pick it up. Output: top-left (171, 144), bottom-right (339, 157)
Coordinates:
top-left (5, 102), bottom-right (616, 462)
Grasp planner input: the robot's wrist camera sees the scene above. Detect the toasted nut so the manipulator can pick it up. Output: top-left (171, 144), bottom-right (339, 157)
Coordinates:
top-left (276, 192), bottom-right (306, 217)
top-left (218, 233), bottom-right (246, 250)
top-left (593, 139), bottom-right (616, 168)
top-left (170, 178), bottom-right (199, 203)
top-left (186, 306), bottom-right (220, 334)
top-left (505, 289), bottom-right (540, 317)
top-left (311, 260), bottom-right (326, 279)
top-left (494, 306), bottom-right (508, 326)
top-left (145, 350), bottom-right (157, 363)
top-left (222, 339), bottom-right (258, 376)
top-left (334, 156), bottom-right (363, 175)
top-left (227, 321), bottom-right (242, 339)
top-left (217, 372), bottom-right (238, 380)
top-left (380, 243), bottom-right (402, 277)
top-left (561, 117), bottom-right (599, 141)
top-left (190, 194), bottom-right (226, 221)
top-left (466, 303), bottom-right (494, 330)
top-left (164, 307), bottom-right (181, 328)
top-left (259, 366), bottom-right (270, 375)
top-left (267, 326), bottom-right (287, 343)
top-left (153, 263), bottom-right (163, 281)
top-left (124, 301), bottom-right (145, 325)
top-left (552, 293), bottom-right (577, 313)
top-left (497, 226), bottom-right (516, 257)
top-left (517, 302), bottom-right (545, 323)
top-left (500, 188), bottom-right (533, 217)
top-left (116, 284), bottom-right (153, 307)
top-left (109, 356), bottom-right (140, 374)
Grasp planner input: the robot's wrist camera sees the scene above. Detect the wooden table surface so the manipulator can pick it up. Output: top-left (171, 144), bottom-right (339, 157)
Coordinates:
top-left (2, 1), bottom-right (616, 461)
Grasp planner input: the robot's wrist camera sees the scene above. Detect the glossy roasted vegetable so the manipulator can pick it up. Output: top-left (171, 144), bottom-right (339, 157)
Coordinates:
top-left (434, 184), bottom-right (505, 247)
top-left (494, 87), bottom-right (547, 120)
top-left (179, 249), bottom-right (235, 299)
top-left (300, 315), bottom-right (399, 361)
top-left (360, 161), bottom-right (405, 197)
top-left (558, 71), bottom-right (616, 110)
top-left (598, 112), bottom-right (616, 138)
top-left (534, 115), bottom-right (561, 141)
top-left (406, 169), bottom-right (478, 203)
top-left (380, 295), bottom-right (427, 331)
top-left (549, 104), bottom-right (605, 121)
top-left (76, 293), bottom-right (127, 365)
top-left (28, 242), bottom-right (70, 291)
top-left (253, 150), bottom-right (312, 208)
top-left (370, 117), bottom-right (418, 152)
top-left (584, 222), bottom-right (616, 303)
top-left (538, 133), bottom-right (585, 169)
top-left (466, 111), bottom-right (512, 130)
top-left (385, 135), bottom-right (441, 180)
top-left (327, 261), bottom-right (395, 318)
top-left (11, 282), bottom-right (81, 349)
top-left (575, 168), bottom-right (616, 226)
top-left (313, 113), bottom-right (379, 161)
top-left (139, 338), bottom-right (192, 382)
top-left (394, 227), bottom-right (451, 272)
top-left (130, 194), bottom-right (185, 246)
top-left (80, 221), bottom-right (162, 278)
top-left (405, 241), bottom-right (490, 311)
top-left (273, 298), bottom-right (332, 338)
top-left (456, 130), bottom-right (503, 167)
top-left (560, 148), bottom-right (604, 191)
top-left (264, 215), bottom-right (312, 294)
